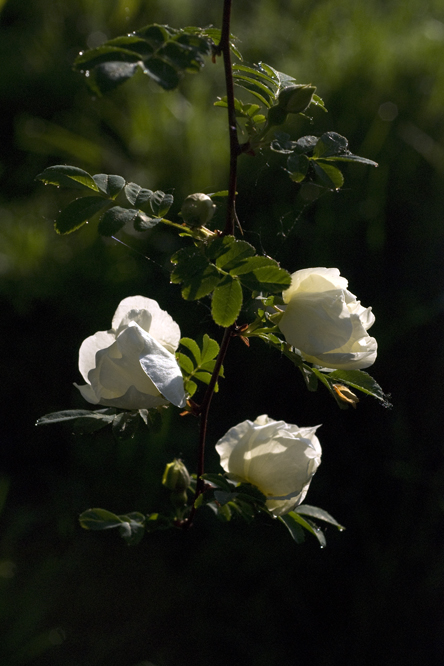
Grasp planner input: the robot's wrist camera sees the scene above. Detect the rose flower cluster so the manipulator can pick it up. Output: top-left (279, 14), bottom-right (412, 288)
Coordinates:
top-left (75, 268), bottom-right (376, 516)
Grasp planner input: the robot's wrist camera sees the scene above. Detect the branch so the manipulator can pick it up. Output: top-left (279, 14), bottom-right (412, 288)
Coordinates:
top-left (182, 326), bottom-right (233, 529)
top-left (182, 0), bottom-right (240, 529)
top-left (218, 0), bottom-right (241, 236)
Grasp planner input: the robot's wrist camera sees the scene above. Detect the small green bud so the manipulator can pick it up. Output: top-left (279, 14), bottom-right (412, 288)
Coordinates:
top-left (266, 105), bottom-right (288, 127)
top-left (162, 459), bottom-right (191, 492)
top-left (181, 193), bottom-right (216, 227)
top-left (277, 84), bottom-right (316, 115)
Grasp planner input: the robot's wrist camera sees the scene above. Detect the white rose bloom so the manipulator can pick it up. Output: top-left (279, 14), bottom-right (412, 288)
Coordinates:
top-left (215, 414), bottom-right (321, 516)
top-left (279, 267), bottom-right (377, 370)
top-left (75, 296), bottom-right (186, 410)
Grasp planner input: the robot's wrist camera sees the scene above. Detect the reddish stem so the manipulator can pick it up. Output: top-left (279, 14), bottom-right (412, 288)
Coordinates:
top-left (182, 0), bottom-right (240, 528)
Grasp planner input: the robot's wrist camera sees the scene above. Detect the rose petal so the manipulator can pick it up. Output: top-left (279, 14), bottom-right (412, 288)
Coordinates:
top-left (279, 290), bottom-right (353, 354)
top-left (111, 296), bottom-right (180, 353)
top-left (216, 415), bottom-right (322, 517)
top-left (78, 330), bottom-right (115, 383)
top-left (137, 329), bottom-right (186, 408)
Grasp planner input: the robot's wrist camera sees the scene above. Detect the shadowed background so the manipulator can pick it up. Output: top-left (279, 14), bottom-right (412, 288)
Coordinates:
top-left (1, 0), bottom-right (443, 664)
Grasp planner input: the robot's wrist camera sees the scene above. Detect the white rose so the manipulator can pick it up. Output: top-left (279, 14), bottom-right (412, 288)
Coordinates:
top-left (75, 296), bottom-right (186, 410)
top-left (215, 414), bottom-right (321, 516)
top-left (278, 267), bottom-right (377, 370)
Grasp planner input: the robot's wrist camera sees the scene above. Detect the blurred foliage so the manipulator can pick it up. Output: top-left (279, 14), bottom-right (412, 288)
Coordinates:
top-left (1, 0), bottom-right (443, 665)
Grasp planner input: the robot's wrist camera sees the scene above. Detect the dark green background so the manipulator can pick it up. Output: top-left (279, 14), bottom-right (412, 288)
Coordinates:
top-left (1, 0), bottom-right (443, 664)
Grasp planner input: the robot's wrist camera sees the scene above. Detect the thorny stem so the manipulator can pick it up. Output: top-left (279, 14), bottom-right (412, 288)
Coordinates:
top-left (182, 0), bottom-right (240, 529)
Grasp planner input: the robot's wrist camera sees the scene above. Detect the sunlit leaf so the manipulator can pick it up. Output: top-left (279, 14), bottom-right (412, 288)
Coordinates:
top-left (296, 505), bottom-right (345, 530)
top-left (205, 235), bottom-right (255, 270)
top-left (55, 196), bottom-right (110, 234)
top-left (312, 162), bottom-right (344, 189)
top-left (150, 190), bottom-right (173, 217)
top-left (124, 183), bottom-right (154, 207)
top-left (36, 408), bottom-right (117, 432)
top-left (36, 165), bottom-right (99, 192)
top-left (323, 154), bottom-right (378, 167)
top-left (92, 174), bottom-right (126, 198)
top-left (237, 264), bottom-right (291, 292)
top-left (212, 276), bottom-right (243, 327)
top-left (79, 508), bottom-right (146, 544)
top-left (279, 513), bottom-right (306, 544)
top-left (290, 512), bottom-right (327, 547)
top-left (74, 24), bottom-right (215, 94)
top-left (313, 132), bottom-right (349, 158)
top-left (180, 337), bottom-right (202, 364)
top-left (328, 369), bottom-right (392, 407)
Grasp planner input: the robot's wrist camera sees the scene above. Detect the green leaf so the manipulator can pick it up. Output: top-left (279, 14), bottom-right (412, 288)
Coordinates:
top-left (36, 408), bottom-right (116, 432)
top-left (313, 132), bottom-right (348, 158)
top-left (178, 335), bottom-right (223, 393)
top-left (212, 276), bottom-right (243, 327)
top-left (55, 196), bottom-right (110, 234)
top-left (79, 508), bottom-right (146, 545)
top-left (312, 162), bottom-right (344, 189)
top-left (193, 370), bottom-right (213, 384)
top-left (233, 75), bottom-right (274, 107)
top-left (235, 483), bottom-right (267, 505)
top-left (74, 24), bottom-right (214, 94)
top-left (93, 173), bottom-right (125, 198)
top-left (238, 264), bottom-right (291, 293)
top-left (88, 61), bottom-right (140, 95)
top-left (207, 190), bottom-right (230, 198)
top-left (124, 183), bottom-right (154, 207)
top-left (234, 63), bottom-right (279, 87)
top-left (200, 334), bottom-right (220, 364)
top-left (322, 154), bottom-right (378, 167)
top-left (295, 505), bottom-right (345, 530)
top-left (311, 93), bottom-right (328, 112)
top-left (200, 473), bottom-right (234, 492)
top-left (133, 213), bottom-right (163, 231)
top-left (179, 337), bottom-right (202, 364)
top-left (79, 508), bottom-right (125, 531)
top-left (118, 513), bottom-right (147, 544)
top-left (228, 255), bottom-right (277, 275)
top-left (287, 153), bottom-right (310, 182)
top-left (328, 369), bottom-right (392, 407)
top-left (181, 266), bottom-right (221, 300)
top-left (232, 63), bottom-right (297, 107)
top-left (184, 379), bottom-right (198, 397)
top-left (310, 366), bottom-right (334, 391)
top-left (98, 206), bottom-right (137, 236)
top-left (279, 513), bottom-right (306, 544)
top-left (291, 512), bottom-right (327, 547)
top-left (270, 132), bottom-right (296, 154)
top-left (294, 135), bottom-right (318, 153)
top-left (299, 365), bottom-right (319, 391)
top-left (171, 246), bottom-right (221, 300)
top-left (150, 190), bottom-right (173, 217)
top-left (36, 165), bottom-right (99, 192)
top-left (214, 490), bottom-right (237, 506)
top-left (204, 235), bottom-right (255, 270)
top-left (177, 352), bottom-right (195, 375)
